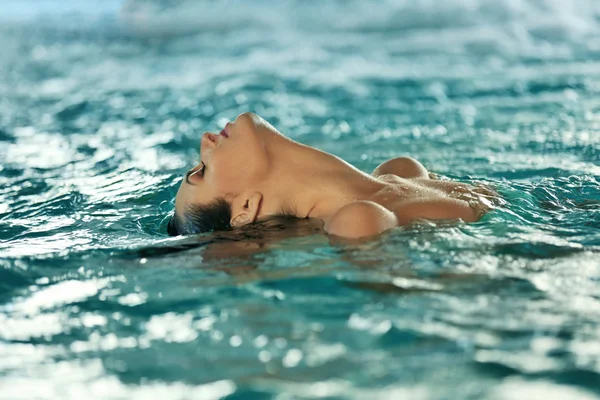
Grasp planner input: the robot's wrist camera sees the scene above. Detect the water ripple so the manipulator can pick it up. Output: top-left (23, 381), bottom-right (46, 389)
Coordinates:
top-left (1, 0), bottom-right (600, 398)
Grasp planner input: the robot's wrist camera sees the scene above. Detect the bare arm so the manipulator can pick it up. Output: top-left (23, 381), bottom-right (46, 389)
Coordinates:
top-left (325, 201), bottom-right (398, 239)
top-left (394, 198), bottom-right (480, 225)
top-left (325, 196), bottom-right (481, 239)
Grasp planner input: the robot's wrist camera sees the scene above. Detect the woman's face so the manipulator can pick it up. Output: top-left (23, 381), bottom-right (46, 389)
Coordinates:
top-left (174, 112), bottom-right (273, 214)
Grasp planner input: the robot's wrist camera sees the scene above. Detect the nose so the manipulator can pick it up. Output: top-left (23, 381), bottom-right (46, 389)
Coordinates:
top-left (201, 132), bottom-right (217, 150)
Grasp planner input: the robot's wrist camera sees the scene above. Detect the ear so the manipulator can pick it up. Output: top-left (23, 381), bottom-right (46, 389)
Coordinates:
top-left (230, 192), bottom-right (263, 227)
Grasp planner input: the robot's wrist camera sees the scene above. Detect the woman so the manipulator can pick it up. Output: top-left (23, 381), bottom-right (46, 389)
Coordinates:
top-left (168, 112), bottom-right (495, 239)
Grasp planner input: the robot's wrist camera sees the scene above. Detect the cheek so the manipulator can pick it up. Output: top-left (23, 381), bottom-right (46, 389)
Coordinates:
top-left (210, 148), bottom-right (265, 192)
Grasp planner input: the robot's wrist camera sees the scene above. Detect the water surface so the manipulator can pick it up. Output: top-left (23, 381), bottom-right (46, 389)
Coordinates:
top-left (1, 1), bottom-right (600, 399)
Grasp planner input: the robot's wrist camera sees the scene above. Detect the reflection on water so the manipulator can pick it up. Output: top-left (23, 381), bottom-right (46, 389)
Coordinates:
top-left (1, 0), bottom-right (600, 398)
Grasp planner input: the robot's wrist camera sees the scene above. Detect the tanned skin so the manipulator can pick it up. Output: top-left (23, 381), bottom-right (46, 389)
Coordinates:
top-left (174, 112), bottom-right (496, 239)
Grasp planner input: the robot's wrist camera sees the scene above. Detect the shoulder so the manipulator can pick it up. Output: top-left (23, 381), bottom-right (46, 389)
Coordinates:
top-left (325, 201), bottom-right (397, 239)
top-left (372, 156), bottom-right (429, 179)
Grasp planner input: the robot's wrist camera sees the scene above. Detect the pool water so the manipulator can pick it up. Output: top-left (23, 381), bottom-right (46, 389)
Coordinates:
top-left (1, 0), bottom-right (600, 398)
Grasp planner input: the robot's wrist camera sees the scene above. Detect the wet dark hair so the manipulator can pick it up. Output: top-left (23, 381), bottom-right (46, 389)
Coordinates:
top-left (167, 197), bottom-right (232, 236)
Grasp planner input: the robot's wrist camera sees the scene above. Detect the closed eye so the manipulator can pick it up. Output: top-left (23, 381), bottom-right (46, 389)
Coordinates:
top-left (185, 162), bottom-right (206, 185)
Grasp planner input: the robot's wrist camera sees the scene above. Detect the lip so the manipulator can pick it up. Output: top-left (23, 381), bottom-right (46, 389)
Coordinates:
top-left (220, 123), bottom-right (230, 138)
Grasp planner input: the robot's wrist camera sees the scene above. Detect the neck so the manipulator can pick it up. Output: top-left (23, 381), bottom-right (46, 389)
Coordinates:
top-left (256, 134), bottom-right (383, 221)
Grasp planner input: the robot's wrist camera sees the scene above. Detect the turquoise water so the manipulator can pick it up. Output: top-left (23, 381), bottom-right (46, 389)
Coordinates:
top-left (1, 1), bottom-right (600, 398)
